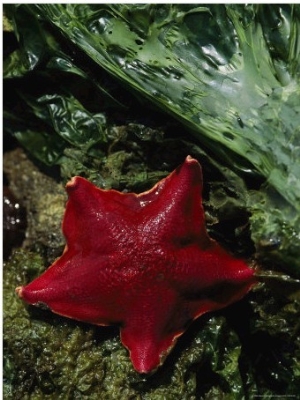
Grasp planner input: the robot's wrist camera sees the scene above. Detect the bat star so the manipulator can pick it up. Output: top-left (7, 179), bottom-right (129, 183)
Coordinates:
top-left (16, 156), bottom-right (256, 373)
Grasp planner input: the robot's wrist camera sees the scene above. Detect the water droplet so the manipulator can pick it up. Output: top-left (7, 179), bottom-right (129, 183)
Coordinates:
top-left (237, 117), bottom-right (244, 128)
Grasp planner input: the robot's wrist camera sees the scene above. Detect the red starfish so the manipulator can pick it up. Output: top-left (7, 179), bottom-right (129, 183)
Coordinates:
top-left (16, 156), bottom-right (256, 373)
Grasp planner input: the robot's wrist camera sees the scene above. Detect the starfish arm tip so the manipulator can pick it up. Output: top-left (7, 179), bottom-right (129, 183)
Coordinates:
top-left (129, 338), bottom-right (177, 374)
top-left (65, 176), bottom-right (83, 192)
top-left (180, 155), bottom-right (203, 185)
top-left (66, 176), bottom-right (77, 186)
top-left (15, 286), bottom-right (23, 298)
top-left (185, 154), bottom-right (200, 166)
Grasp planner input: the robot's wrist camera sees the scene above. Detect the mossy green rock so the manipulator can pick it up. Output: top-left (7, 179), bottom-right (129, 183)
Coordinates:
top-left (5, 251), bottom-right (299, 398)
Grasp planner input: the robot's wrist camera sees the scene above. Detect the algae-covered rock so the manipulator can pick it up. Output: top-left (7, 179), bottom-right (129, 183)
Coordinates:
top-left (4, 249), bottom-right (255, 399)
top-left (3, 146), bottom-right (300, 398)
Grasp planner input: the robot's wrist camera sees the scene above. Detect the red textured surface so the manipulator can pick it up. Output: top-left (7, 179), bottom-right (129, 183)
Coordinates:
top-left (16, 156), bottom-right (256, 373)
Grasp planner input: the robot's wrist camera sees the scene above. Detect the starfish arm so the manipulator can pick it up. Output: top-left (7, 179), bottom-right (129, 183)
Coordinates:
top-left (170, 243), bottom-right (256, 313)
top-left (175, 244), bottom-right (255, 286)
top-left (139, 156), bottom-right (210, 247)
top-left (17, 251), bottom-right (126, 325)
top-left (63, 177), bottom-right (140, 254)
top-left (119, 287), bottom-right (186, 374)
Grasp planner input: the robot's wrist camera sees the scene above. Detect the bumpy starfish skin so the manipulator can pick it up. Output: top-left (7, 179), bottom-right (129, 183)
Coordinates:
top-left (16, 156), bottom-right (256, 373)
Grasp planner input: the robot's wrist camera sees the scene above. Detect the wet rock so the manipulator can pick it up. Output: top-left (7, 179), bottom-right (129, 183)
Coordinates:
top-left (3, 148), bottom-right (66, 262)
top-left (3, 186), bottom-right (27, 259)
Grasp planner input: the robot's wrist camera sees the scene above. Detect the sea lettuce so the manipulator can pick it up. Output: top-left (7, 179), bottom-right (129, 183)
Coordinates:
top-left (4, 4), bottom-right (300, 275)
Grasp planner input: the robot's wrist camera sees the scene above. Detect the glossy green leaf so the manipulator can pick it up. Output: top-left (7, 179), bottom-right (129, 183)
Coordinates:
top-left (31, 3), bottom-right (300, 274)
top-left (3, 4), bottom-right (300, 271)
